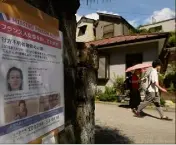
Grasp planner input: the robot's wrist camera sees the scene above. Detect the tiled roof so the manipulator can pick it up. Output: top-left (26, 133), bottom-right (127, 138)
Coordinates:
top-left (86, 33), bottom-right (169, 48)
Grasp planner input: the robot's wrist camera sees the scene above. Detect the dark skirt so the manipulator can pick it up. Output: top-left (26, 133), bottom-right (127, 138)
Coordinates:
top-left (129, 88), bottom-right (141, 109)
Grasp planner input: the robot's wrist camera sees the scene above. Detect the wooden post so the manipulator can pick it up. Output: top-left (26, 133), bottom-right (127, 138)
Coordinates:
top-left (24, 0), bottom-right (99, 143)
top-left (76, 43), bottom-right (98, 143)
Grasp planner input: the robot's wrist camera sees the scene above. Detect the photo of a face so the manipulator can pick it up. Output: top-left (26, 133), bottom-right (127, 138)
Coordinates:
top-left (39, 96), bottom-right (50, 112)
top-left (53, 94), bottom-right (60, 107)
top-left (7, 67), bottom-right (23, 91)
top-left (49, 94), bottom-right (61, 109)
top-left (17, 100), bottom-right (28, 119)
top-left (39, 94), bottom-right (61, 113)
top-left (43, 98), bottom-right (50, 111)
top-left (49, 95), bottom-right (55, 109)
top-left (4, 98), bottom-right (39, 123)
top-left (19, 101), bottom-right (26, 112)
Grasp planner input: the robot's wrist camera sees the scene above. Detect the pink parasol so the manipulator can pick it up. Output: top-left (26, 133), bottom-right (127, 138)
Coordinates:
top-left (125, 63), bottom-right (152, 72)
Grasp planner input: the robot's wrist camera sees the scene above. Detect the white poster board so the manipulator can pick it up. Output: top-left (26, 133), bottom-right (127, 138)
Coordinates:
top-left (0, 11), bottom-right (64, 143)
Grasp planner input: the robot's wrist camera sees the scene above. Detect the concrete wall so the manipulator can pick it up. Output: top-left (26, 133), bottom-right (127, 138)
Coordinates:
top-left (97, 42), bottom-right (158, 90)
top-left (96, 20), bottom-right (122, 40)
top-left (76, 22), bottom-right (95, 42)
top-left (76, 19), bottom-right (132, 42)
top-left (140, 19), bottom-right (175, 32)
top-left (123, 24), bottom-right (130, 35)
top-left (114, 23), bottom-right (123, 36)
top-left (96, 20), bottom-right (131, 40)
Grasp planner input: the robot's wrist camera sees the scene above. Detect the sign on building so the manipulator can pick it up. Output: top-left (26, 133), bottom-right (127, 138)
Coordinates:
top-left (0, 0), bottom-right (64, 143)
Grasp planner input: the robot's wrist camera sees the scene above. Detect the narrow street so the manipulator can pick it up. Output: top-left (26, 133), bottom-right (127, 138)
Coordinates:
top-left (95, 103), bottom-right (175, 144)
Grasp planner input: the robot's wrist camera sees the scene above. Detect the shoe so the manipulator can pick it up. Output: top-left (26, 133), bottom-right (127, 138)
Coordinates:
top-left (161, 116), bottom-right (173, 121)
top-left (132, 108), bottom-right (137, 114)
top-left (134, 111), bottom-right (143, 118)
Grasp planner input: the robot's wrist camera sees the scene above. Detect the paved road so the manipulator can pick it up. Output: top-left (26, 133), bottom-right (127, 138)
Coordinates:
top-left (95, 103), bottom-right (175, 144)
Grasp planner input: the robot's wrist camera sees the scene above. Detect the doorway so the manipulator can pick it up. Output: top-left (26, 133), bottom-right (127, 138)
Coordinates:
top-left (125, 53), bottom-right (143, 76)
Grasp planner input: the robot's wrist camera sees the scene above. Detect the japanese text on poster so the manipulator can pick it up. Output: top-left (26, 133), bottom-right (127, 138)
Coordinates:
top-left (0, 1), bottom-right (64, 143)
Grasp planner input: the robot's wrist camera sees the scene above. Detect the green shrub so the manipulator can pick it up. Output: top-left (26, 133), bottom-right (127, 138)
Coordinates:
top-left (96, 75), bottom-right (125, 102)
top-left (98, 93), bottom-right (117, 102)
top-left (104, 86), bottom-right (116, 95)
top-left (167, 82), bottom-right (176, 92)
top-left (113, 74), bottom-right (125, 95)
top-left (167, 32), bottom-right (176, 47)
top-left (95, 89), bottom-right (103, 96)
top-left (95, 89), bottom-right (102, 101)
top-left (164, 62), bottom-right (176, 92)
top-left (97, 86), bottom-right (117, 102)
top-left (163, 71), bottom-right (176, 93)
top-left (160, 98), bottom-right (166, 106)
top-left (159, 74), bottom-right (165, 87)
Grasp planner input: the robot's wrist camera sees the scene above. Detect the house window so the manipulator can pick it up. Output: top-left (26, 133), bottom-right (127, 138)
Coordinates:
top-left (103, 32), bottom-right (114, 38)
top-left (148, 25), bottom-right (162, 32)
top-left (98, 56), bottom-right (109, 79)
top-left (78, 25), bottom-right (87, 36)
top-left (103, 24), bottom-right (114, 38)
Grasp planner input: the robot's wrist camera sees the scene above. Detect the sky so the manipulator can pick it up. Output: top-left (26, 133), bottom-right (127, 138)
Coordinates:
top-left (76, 0), bottom-right (175, 27)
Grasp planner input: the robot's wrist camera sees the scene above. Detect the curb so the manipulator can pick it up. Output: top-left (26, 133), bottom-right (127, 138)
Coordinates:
top-left (95, 101), bottom-right (176, 112)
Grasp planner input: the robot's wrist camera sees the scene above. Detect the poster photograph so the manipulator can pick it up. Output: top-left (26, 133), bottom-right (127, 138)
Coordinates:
top-left (39, 93), bottom-right (61, 113)
top-left (4, 98), bottom-right (39, 123)
top-left (0, 0), bottom-right (64, 143)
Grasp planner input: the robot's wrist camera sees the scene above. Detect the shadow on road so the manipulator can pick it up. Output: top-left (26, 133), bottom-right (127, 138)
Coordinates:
top-left (118, 104), bottom-right (130, 109)
top-left (95, 125), bottom-right (134, 144)
top-left (140, 112), bottom-right (161, 119)
top-left (118, 105), bottom-right (161, 120)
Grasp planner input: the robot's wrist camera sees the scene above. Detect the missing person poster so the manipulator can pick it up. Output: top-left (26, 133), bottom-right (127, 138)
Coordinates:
top-left (0, 0), bottom-right (64, 143)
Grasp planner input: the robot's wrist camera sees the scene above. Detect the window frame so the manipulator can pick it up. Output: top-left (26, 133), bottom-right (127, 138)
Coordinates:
top-left (103, 24), bottom-right (114, 39)
top-left (78, 25), bottom-right (87, 36)
top-left (98, 55), bottom-right (110, 80)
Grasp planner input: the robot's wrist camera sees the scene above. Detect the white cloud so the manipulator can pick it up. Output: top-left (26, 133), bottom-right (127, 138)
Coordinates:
top-left (85, 13), bottom-right (99, 20)
top-left (75, 14), bottom-right (82, 22)
top-left (145, 8), bottom-right (175, 24)
top-left (97, 10), bottom-right (119, 16)
top-left (76, 10), bottom-right (119, 22)
top-left (129, 20), bottom-right (138, 27)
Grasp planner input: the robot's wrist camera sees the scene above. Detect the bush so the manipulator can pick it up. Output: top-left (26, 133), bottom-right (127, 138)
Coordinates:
top-left (97, 86), bottom-right (117, 102)
top-left (96, 75), bottom-right (125, 102)
top-left (164, 73), bottom-right (176, 89)
top-left (95, 89), bottom-right (103, 101)
top-left (167, 32), bottom-right (176, 47)
top-left (98, 93), bottom-right (117, 102)
top-left (159, 74), bottom-right (165, 87)
top-left (95, 89), bottom-right (103, 96)
top-left (113, 74), bottom-right (125, 95)
top-left (158, 62), bottom-right (176, 93)
top-left (104, 86), bottom-right (116, 95)
top-left (167, 83), bottom-right (176, 92)
top-left (164, 62), bottom-right (176, 91)
top-left (160, 98), bottom-right (166, 106)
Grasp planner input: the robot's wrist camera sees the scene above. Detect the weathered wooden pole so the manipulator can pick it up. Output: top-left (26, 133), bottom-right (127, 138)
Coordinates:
top-left (24, 0), bottom-right (99, 144)
top-left (75, 43), bottom-right (98, 143)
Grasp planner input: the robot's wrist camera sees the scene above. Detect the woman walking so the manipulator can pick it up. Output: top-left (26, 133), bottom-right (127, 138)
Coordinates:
top-left (130, 69), bottom-right (141, 111)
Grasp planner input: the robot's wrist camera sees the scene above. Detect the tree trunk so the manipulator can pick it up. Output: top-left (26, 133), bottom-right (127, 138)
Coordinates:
top-left (75, 43), bottom-right (98, 144)
top-left (24, 0), bottom-right (97, 144)
top-left (75, 67), bottom-right (96, 143)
